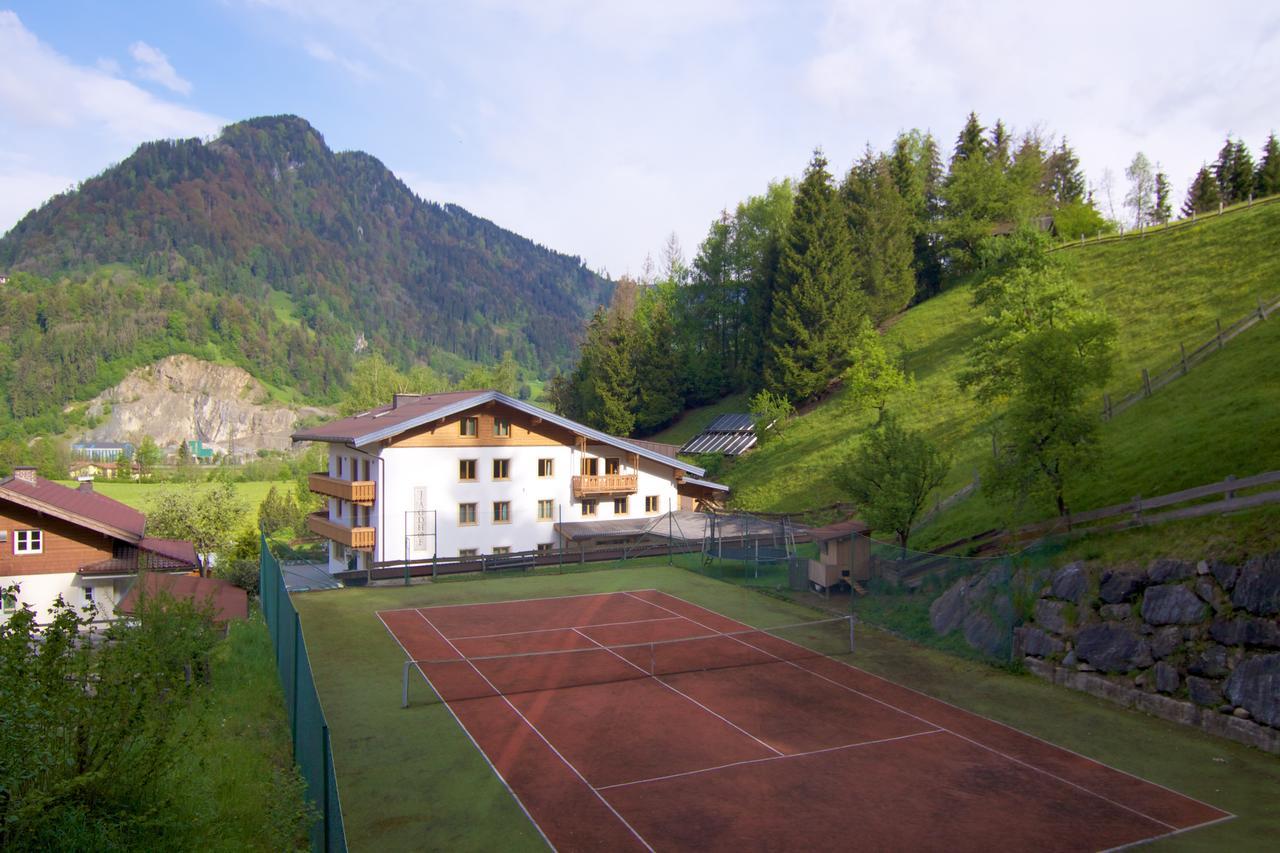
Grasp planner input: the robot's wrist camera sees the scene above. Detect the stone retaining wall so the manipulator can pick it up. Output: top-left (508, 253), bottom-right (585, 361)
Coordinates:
top-left (930, 552), bottom-right (1280, 752)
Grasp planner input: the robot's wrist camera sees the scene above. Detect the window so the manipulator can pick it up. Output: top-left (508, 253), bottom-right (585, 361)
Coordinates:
top-left (493, 546), bottom-right (511, 555)
top-left (460, 416), bottom-right (479, 437)
top-left (581, 499), bottom-right (597, 517)
top-left (581, 457), bottom-right (598, 476)
top-left (538, 458), bottom-right (554, 477)
top-left (458, 503), bottom-right (477, 525)
top-left (605, 457), bottom-right (621, 475)
top-left (645, 495), bottom-right (660, 513)
top-left (14, 529), bottom-right (42, 555)
top-left (459, 459), bottom-right (477, 481)
top-left (84, 586), bottom-right (95, 603)
top-left (493, 501), bottom-right (511, 523)
top-left (492, 458), bottom-right (510, 480)
top-left (459, 549), bottom-right (478, 558)
top-left (613, 497), bottom-right (628, 515)
top-left (494, 417), bottom-right (511, 437)
top-left (537, 499), bottom-right (555, 520)
top-left (536, 543), bottom-right (554, 553)
top-left (336, 456), bottom-right (344, 478)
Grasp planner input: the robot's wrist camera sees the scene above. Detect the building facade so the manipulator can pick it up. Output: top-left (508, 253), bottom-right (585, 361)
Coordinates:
top-left (0, 468), bottom-right (199, 624)
top-left (293, 391), bottom-right (727, 574)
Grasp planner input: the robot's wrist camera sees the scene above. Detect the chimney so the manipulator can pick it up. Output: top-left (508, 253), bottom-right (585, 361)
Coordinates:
top-left (78, 477), bottom-right (95, 493)
top-left (13, 466), bottom-right (37, 485)
top-left (392, 393), bottom-right (424, 409)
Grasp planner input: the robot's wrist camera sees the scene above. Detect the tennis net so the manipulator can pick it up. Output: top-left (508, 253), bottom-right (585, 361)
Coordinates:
top-left (401, 615), bottom-right (853, 706)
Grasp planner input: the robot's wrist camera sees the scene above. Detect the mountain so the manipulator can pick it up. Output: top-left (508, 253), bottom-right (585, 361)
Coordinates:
top-left (0, 114), bottom-right (611, 379)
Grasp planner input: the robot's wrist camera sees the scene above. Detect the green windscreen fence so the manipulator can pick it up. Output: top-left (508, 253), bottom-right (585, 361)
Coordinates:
top-left (260, 534), bottom-right (348, 853)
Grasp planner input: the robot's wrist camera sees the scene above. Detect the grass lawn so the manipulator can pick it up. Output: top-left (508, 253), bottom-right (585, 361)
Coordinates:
top-left (293, 564), bottom-right (1280, 852)
top-left (165, 607), bottom-right (312, 850)
top-left (59, 479), bottom-right (281, 513)
top-left (722, 199), bottom-right (1280, 538)
top-left (646, 391), bottom-right (750, 446)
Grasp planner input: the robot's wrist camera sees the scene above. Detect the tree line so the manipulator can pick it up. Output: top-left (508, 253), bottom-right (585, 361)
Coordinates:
top-left (1125, 132), bottom-right (1280, 226)
top-left (550, 112), bottom-right (1107, 431)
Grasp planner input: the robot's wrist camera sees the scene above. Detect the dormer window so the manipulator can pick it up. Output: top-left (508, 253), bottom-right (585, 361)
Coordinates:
top-left (494, 417), bottom-right (511, 437)
top-left (461, 417), bottom-right (479, 437)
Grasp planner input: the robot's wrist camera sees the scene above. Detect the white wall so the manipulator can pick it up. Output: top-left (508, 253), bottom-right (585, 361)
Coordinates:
top-left (1, 572), bottom-right (128, 625)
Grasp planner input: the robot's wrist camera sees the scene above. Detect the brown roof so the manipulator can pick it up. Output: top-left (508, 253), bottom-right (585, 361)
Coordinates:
top-left (118, 572), bottom-right (249, 624)
top-left (292, 389), bottom-right (483, 443)
top-left (0, 474), bottom-right (146, 539)
top-left (807, 517), bottom-right (870, 541)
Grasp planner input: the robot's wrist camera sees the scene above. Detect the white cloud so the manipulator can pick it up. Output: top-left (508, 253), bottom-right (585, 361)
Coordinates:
top-left (303, 39), bottom-right (373, 80)
top-left (129, 40), bottom-right (193, 95)
top-left (0, 12), bottom-right (224, 234)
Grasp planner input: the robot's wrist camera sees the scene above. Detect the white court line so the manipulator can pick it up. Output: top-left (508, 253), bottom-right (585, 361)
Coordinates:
top-left (650, 590), bottom-right (1234, 823)
top-left (415, 589), bottom-right (661, 612)
top-left (625, 591), bottom-right (1193, 835)
top-left (597, 729), bottom-right (943, 791)
top-left (569, 627), bottom-right (784, 757)
top-left (415, 610), bottom-right (655, 853)
top-left (375, 611), bottom-right (552, 851)
top-left (451, 615), bottom-right (685, 641)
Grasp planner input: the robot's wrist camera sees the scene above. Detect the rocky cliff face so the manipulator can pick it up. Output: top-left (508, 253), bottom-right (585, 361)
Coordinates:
top-left (83, 355), bottom-right (329, 455)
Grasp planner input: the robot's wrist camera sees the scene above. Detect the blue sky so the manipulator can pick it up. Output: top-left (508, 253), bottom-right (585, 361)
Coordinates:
top-left (2, 1), bottom-right (1278, 276)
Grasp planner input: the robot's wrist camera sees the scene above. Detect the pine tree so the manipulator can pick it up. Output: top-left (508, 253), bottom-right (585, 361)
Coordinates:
top-left (988, 120), bottom-right (1012, 171)
top-left (1152, 170), bottom-right (1172, 224)
top-left (952, 112), bottom-right (988, 165)
top-left (1181, 166), bottom-right (1222, 217)
top-left (841, 152), bottom-right (916, 322)
top-left (764, 150), bottom-right (861, 402)
top-left (1257, 133), bottom-right (1280, 198)
top-left (1214, 136), bottom-right (1255, 204)
top-left (1046, 138), bottom-right (1086, 204)
top-left (888, 130), bottom-right (943, 301)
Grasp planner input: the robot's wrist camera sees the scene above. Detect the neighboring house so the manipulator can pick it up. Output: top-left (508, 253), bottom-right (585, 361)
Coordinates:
top-left (184, 440), bottom-right (217, 464)
top-left (0, 467), bottom-right (200, 623)
top-left (67, 460), bottom-right (140, 480)
top-left (71, 441), bottom-right (135, 462)
top-left (292, 390), bottom-right (729, 575)
top-left (118, 572), bottom-right (249, 628)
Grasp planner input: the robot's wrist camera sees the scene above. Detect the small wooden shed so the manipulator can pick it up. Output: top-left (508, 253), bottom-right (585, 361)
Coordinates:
top-left (806, 517), bottom-right (871, 592)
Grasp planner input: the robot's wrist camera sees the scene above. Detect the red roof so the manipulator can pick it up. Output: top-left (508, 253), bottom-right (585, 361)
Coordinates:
top-left (292, 390), bottom-right (483, 443)
top-left (0, 474), bottom-right (146, 538)
top-left (118, 573), bottom-right (249, 624)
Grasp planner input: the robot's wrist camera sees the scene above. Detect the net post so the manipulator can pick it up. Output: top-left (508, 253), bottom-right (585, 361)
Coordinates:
top-left (849, 614), bottom-right (855, 654)
top-left (402, 659), bottom-right (411, 708)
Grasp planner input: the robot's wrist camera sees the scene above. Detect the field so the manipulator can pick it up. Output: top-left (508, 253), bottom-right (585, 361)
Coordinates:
top-left (293, 565), bottom-right (1280, 851)
top-left (58, 478), bottom-right (280, 513)
top-left (721, 201), bottom-right (1280, 544)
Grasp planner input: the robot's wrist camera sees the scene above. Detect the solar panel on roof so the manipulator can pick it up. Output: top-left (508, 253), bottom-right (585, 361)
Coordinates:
top-left (705, 413), bottom-right (755, 432)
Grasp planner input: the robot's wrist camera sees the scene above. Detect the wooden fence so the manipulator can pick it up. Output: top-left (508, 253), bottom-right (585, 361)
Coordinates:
top-left (933, 469), bottom-right (1280, 559)
top-left (1102, 294), bottom-right (1278, 420)
top-left (1049, 192), bottom-right (1280, 253)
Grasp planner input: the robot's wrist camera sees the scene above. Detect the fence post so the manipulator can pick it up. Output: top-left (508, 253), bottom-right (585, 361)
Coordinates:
top-left (1180, 343), bottom-right (1188, 375)
top-left (1103, 393), bottom-right (1112, 420)
top-left (1142, 369), bottom-right (1152, 397)
top-left (1225, 474), bottom-right (1237, 500)
top-left (322, 724), bottom-right (332, 853)
top-left (1132, 495), bottom-right (1143, 525)
top-left (1260, 298), bottom-right (1268, 321)
top-left (1216, 318), bottom-right (1224, 349)
top-left (291, 609), bottom-right (300, 756)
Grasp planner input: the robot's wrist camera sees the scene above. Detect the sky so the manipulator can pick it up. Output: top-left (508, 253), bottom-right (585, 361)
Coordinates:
top-left (2, 1), bottom-right (1278, 277)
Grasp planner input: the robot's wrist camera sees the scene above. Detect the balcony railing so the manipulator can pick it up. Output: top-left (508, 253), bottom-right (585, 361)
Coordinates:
top-left (571, 473), bottom-right (639, 499)
top-left (308, 472), bottom-right (376, 505)
top-left (307, 512), bottom-right (376, 550)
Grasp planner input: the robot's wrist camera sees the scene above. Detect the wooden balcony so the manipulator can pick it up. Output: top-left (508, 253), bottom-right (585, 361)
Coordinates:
top-left (572, 474), bottom-right (639, 499)
top-left (307, 512), bottom-right (376, 551)
top-left (308, 472), bottom-right (376, 505)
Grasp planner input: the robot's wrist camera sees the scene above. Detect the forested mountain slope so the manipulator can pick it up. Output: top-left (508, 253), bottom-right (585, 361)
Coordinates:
top-left (724, 202), bottom-right (1280, 536)
top-left (0, 115), bottom-right (610, 427)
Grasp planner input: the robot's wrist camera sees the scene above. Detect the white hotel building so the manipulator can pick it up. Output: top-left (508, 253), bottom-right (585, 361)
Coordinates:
top-left (293, 391), bottom-right (728, 575)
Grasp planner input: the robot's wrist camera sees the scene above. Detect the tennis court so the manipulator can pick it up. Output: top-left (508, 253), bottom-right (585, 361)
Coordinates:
top-left (378, 590), bottom-right (1229, 851)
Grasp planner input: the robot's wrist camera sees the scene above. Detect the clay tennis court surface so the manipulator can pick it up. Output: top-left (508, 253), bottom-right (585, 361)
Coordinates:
top-left (378, 590), bottom-right (1229, 851)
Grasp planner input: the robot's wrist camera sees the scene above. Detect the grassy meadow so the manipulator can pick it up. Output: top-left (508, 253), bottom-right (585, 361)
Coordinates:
top-left (293, 564), bottom-right (1280, 851)
top-left (721, 200), bottom-right (1280, 547)
top-left (59, 478), bottom-right (281, 515)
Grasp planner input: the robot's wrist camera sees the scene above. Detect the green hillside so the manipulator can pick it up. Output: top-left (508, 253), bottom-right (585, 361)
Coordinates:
top-left (724, 202), bottom-right (1280, 542)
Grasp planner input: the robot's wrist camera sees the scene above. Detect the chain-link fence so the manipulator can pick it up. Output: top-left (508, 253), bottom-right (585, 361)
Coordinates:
top-left (260, 534), bottom-right (347, 853)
